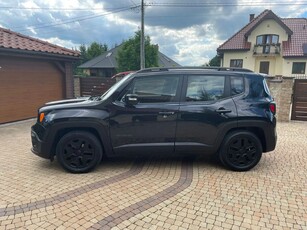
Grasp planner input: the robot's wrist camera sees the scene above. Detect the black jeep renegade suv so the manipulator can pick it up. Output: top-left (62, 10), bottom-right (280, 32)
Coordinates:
top-left (31, 67), bottom-right (277, 173)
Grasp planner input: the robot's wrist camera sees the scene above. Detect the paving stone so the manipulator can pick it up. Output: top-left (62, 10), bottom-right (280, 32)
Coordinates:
top-left (0, 120), bottom-right (306, 229)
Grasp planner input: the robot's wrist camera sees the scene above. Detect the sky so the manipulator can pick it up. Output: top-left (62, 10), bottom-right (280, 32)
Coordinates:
top-left (0, 0), bottom-right (306, 66)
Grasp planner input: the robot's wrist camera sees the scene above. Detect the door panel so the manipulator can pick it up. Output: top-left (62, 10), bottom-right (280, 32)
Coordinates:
top-left (175, 74), bottom-right (238, 154)
top-left (109, 102), bottom-right (179, 153)
top-left (109, 74), bottom-right (182, 154)
top-left (176, 99), bottom-right (237, 153)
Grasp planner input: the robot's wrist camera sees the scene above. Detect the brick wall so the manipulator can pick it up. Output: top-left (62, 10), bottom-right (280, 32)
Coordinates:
top-left (266, 76), bottom-right (294, 122)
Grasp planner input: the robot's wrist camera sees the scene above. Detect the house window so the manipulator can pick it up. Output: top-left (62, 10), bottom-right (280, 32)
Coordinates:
top-left (90, 69), bottom-right (97, 76)
top-left (256, 35), bottom-right (280, 54)
top-left (230, 59), bottom-right (243, 68)
top-left (292, 62), bottom-right (306, 74)
top-left (256, 35), bottom-right (279, 45)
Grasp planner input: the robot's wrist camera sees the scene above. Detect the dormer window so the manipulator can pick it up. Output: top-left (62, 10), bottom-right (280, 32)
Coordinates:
top-left (256, 34), bottom-right (279, 45)
top-left (255, 35), bottom-right (280, 54)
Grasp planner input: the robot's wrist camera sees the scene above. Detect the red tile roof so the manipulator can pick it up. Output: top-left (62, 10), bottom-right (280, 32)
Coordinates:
top-left (282, 18), bottom-right (307, 57)
top-left (0, 27), bottom-right (80, 57)
top-left (217, 10), bottom-right (307, 57)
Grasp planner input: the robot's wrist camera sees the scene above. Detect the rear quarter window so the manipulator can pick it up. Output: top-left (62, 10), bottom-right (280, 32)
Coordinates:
top-left (247, 77), bottom-right (266, 98)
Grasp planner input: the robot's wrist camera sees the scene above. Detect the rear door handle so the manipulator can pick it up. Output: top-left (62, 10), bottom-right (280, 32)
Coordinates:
top-left (215, 108), bottom-right (232, 114)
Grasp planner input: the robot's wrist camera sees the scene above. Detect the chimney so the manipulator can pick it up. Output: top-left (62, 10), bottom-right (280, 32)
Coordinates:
top-left (249, 14), bottom-right (255, 22)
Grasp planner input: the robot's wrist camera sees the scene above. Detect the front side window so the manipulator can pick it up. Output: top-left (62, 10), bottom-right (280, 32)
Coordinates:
top-left (122, 75), bottom-right (180, 103)
top-left (230, 59), bottom-right (243, 68)
top-left (292, 62), bottom-right (306, 74)
top-left (186, 75), bottom-right (225, 102)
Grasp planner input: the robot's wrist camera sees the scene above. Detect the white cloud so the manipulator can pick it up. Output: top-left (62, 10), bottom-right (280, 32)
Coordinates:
top-left (42, 37), bottom-right (79, 50)
top-left (149, 25), bottom-right (224, 66)
top-left (0, 0), bottom-right (306, 66)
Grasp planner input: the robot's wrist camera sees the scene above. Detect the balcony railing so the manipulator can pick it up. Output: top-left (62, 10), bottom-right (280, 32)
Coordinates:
top-left (253, 43), bottom-right (281, 56)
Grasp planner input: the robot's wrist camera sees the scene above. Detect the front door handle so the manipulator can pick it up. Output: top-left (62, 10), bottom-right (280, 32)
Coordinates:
top-left (159, 111), bottom-right (175, 115)
top-left (159, 111), bottom-right (175, 118)
top-left (215, 108), bottom-right (232, 114)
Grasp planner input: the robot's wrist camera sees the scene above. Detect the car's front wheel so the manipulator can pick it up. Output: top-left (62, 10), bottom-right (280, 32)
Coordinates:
top-left (219, 131), bottom-right (262, 171)
top-left (56, 131), bottom-right (102, 173)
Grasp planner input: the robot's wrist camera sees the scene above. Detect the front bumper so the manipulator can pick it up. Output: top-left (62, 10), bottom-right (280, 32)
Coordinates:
top-left (31, 126), bottom-right (52, 159)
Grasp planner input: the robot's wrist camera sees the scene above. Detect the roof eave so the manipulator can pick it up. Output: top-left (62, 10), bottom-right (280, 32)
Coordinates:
top-left (0, 47), bottom-right (80, 61)
top-left (217, 48), bottom-right (250, 53)
top-left (283, 55), bottom-right (307, 59)
top-left (244, 11), bottom-right (293, 37)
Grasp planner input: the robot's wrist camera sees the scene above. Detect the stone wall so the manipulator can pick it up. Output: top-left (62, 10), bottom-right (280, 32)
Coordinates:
top-left (266, 76), bottom-right (294, 122)
top-left (74, 77), bottom-right (81, 98)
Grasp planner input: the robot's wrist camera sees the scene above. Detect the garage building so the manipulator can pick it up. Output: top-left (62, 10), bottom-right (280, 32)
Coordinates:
top-left (0, 27), bottom-right (79, 124)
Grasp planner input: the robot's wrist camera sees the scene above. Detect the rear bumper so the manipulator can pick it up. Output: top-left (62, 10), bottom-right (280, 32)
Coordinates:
top-left (265, 125), bottom-right (277, 152)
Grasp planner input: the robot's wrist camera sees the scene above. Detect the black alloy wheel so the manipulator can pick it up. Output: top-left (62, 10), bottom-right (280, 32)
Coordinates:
top-left (219, 131), bottom-right (262, 171)
top-left (56, 131), bottom-right (102, 173)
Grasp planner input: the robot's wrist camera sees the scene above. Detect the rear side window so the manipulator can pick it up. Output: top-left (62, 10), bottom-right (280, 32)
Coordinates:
top-left (231, 76), bottom-right (244, 95)
top-left (186, 75), bottom-right (225, 102)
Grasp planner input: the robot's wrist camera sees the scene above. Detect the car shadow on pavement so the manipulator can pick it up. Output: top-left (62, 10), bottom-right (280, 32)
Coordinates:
top-left (34, 152), bottom-right (224, 173)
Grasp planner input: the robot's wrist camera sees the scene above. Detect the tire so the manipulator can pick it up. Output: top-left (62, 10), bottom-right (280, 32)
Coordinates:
top-left (56, 131), bottom-right (103, 173)
top-left (219, 131), bottom-right (262, 171)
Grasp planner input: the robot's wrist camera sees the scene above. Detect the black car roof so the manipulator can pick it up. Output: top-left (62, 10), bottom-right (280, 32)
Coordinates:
top-left (133, 67), bottom-right (265, 78)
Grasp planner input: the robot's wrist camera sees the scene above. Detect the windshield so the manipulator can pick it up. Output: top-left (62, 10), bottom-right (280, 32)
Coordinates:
top-left (100, 73), bottom-right (134, 100)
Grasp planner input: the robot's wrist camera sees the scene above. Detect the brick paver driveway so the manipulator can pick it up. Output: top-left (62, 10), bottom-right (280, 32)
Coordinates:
top-left (0, 120), bottom-right (306, 230)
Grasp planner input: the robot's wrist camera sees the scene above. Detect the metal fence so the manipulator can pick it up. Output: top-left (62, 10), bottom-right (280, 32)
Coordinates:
top-left (79, 77), bottom-right (116, 97)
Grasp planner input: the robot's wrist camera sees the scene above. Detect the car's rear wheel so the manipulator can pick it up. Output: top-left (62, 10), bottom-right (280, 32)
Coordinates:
top-left (219, 131), bottom-right (262, 171)
top-left (56, 131), bottom-right (102, 173)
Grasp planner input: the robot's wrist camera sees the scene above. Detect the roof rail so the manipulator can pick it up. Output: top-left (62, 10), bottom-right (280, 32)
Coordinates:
top-left (137, 67), bottom-right (169, 73)
top-left (137, 66), bottom-right (253, 73)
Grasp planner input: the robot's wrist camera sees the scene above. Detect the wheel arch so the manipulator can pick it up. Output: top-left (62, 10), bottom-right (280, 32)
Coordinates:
top-left (221, 127), bottom-right (267, 152)
top-left (47, 121), bottom-right (112, 160)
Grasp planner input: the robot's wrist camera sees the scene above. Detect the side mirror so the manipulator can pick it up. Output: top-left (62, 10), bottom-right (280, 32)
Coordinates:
top-left (125, 94), bottom-right (138, 106)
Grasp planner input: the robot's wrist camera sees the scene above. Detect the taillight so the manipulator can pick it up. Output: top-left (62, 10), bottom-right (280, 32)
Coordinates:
top-left (269, 103), bottom-right (276, 115)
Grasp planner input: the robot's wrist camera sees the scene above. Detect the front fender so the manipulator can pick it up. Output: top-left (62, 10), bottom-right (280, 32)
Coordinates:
top-left (41, 109), bottom-right (112, 158)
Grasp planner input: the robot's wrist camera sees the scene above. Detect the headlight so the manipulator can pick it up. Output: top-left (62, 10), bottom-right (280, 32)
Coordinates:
top-left (38, 112), bottom-right (54, 124)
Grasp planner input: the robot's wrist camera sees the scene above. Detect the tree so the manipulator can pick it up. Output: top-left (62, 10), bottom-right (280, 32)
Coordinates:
top-left (203, 55), bottom-right (221, 67)
top-left (87, 42), bottom-right (108, 61)
top-left (73, 42), bottom-right (108, 75)
top-left (116, 31), bottom-right (158, 72)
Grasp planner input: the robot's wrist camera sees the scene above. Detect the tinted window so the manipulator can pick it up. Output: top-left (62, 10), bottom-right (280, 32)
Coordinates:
top-left (248, 78), bottom-right (265, 98)
top-left (231, 77), bottom-right (244, 95)
top-left (122, 75), bottom-right (179, 103)
top-left (292, 62), bottom-right (306, 74)
top-left (186, 75), bottom-right (225, 102)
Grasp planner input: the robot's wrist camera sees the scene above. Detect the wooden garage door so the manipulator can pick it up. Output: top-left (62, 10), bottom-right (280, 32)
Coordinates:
top-left (0, 56), bottom-right (64, 124)
top-left (291, 79), bottom-right (307, 121)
